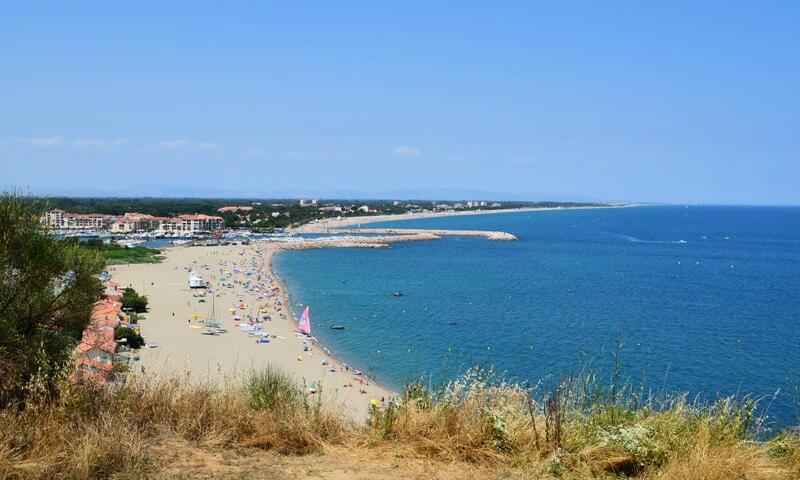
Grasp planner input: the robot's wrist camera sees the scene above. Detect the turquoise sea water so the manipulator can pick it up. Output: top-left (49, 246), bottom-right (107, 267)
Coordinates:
top-left (273, 206), bottom-right (800, 427)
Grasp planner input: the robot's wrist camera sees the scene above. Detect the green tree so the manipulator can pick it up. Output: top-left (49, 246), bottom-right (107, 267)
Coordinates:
top-left (121, 287), bottom-right (148, 313)
top-left (114, 327), bottom-right (145, 349)
top-left (0, 192), bottom-right (104, 407)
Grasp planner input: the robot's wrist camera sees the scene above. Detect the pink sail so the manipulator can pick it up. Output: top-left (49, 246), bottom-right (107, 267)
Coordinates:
top-left (298, 306), bottom-right (311, 335)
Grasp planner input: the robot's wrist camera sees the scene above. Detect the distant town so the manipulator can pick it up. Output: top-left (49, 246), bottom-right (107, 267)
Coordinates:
top-left (43, 209), bottom-right (226, 233)
top-left (38, 198), bottom-right (603, 235)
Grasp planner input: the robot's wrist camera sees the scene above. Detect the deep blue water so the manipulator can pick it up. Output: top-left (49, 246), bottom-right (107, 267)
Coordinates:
top-left (273, 206), bottom-right (800, 427)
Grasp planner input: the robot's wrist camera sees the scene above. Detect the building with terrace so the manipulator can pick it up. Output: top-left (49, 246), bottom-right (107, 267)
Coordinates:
top-left (43, 209), bottom-right (115, 230)
top-left (43, 210), bottom-right (225, 233)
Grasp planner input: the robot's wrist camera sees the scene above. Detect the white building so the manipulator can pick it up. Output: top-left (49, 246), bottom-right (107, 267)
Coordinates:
top-left (319, 206), bottom-right (342, 213)
top-left (44, 209), bottom-right (224, 233)
top-left (110, 213), bottom-right (161, 233)
top-left (157, 214), bottom-right (224, 233)
top-left (43, 209), bottom-right (115, 230)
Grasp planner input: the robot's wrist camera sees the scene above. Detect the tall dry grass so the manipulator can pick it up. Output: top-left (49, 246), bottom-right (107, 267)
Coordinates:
top-left (364, 367), bottom-right (800, 479)
top-left (0, 369), bottom-right (347, 479)
top-left (1, 366), bottom-right (798, 479)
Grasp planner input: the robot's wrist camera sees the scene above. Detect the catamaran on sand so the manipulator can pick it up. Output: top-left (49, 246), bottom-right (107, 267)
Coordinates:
top-left (297, 306), bottom-right (312, 336)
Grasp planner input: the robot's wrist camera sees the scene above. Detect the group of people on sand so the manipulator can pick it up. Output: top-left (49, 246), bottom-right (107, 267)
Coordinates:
top-left (179, 245), bottom-right (382, 402)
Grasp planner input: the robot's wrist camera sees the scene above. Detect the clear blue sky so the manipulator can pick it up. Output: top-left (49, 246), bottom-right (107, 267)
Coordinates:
top-left (1, 1), bottom-right (798, 204)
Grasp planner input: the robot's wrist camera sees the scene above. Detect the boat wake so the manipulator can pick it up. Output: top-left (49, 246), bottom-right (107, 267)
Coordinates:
top-left (615, 233), bottom-right (688, 244)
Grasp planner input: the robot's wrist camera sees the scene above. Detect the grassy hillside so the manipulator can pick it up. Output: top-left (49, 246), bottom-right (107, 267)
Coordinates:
top-left (1, 368), bottom-right (798, 479)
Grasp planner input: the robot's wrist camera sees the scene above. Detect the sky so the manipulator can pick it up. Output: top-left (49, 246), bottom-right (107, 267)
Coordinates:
top-left (1, 1), bottom-right (798, 204)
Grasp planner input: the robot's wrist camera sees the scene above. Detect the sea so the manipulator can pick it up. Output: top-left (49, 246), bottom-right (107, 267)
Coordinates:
top-left (272, 205), bottom-right (800, 428)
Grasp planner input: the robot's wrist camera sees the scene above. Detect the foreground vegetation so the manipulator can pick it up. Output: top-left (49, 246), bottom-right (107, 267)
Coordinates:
top-left (0, 194), bottom-right (104, 409)
top-left (1, 367), bottom-right (798, 479)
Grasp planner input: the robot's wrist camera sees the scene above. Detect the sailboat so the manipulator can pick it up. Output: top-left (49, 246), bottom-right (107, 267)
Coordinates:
top-left (298, 306), bottom-right (311, 336)
top-left (200, 290), bottom-right (226, 334)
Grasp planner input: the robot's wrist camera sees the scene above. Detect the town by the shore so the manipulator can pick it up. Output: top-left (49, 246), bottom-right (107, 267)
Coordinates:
top-left (292, 204), bottom-right (627, 234)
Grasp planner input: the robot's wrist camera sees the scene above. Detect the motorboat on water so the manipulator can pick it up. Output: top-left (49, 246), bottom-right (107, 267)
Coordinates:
top-left (117, 239), bottom-right (146, 248)
top-left (392, 291), bottom-right (404, 297)
top-left (330, 325), bottom-right (346, 330)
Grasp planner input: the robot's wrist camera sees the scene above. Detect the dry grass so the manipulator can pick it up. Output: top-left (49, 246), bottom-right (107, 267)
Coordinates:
top-left (362, 368), bottom-right (800, 479)
top-left (0, 367), bottom-right (798, 479)
top-left (0, 370), bottom-right (347, 479)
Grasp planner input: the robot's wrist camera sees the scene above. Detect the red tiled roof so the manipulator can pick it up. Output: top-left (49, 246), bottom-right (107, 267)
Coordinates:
top-left (62, 213), bottom-right (114, 219)
top-left (123, 213), bottom-right (157, 219)
top-left (177, 214), bottom-right (224, 221)
top-left (104, 286), bottom-right (123, 298)
top-left (79, 358), bottom-right (114, 372)
top-left (93, 303), bottom-right (121, 317)
top-left (217, 206), bottom-right (253, 213)
top-left (73, 368), bottom-right (111, 385)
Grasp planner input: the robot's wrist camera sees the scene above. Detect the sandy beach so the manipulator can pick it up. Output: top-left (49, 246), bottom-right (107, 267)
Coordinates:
top-left (111, 243), bottom-right (389, 420)
top-left (292, 205), bottom-right (625, 233)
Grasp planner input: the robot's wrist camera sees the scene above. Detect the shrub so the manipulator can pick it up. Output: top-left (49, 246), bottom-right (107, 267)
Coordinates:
top-left (121, 287), bottom-right (148, 313)
top-left (114, 327), bottom-right (145, 349)
top-left (244, 366), bottom-right (302, 412)
top-left (0, 192), bottom-right (104, 408)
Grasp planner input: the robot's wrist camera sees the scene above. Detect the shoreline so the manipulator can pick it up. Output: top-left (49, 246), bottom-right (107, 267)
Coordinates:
top-left (112, 243), bottom-right (391, 421)
top-left (266, 246), bottom-right (386, 388)
top-left (114, 205), bottom-right (628, 420)
top-left (291, 204), bottom-right (629, 233)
